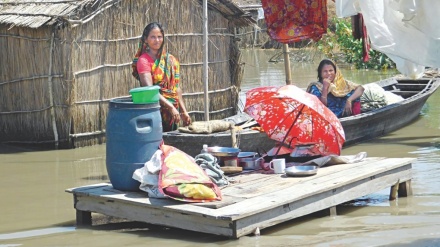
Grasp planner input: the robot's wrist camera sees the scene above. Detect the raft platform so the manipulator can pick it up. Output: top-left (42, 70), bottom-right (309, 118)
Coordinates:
top-left (66, 157), bottom-right (414, 238)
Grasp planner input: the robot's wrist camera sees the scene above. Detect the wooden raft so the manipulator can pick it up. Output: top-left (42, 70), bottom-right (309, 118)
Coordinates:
top-left (66, 157), bottom-right (414, 238)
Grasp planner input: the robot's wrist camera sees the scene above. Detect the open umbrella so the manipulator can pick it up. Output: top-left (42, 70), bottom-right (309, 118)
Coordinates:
top-left (244, 85), bottom-right (345, 156)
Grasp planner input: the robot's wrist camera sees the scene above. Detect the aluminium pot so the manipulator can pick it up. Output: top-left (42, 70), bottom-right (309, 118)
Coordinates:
top-left (237, 152), bottom-right (258, 159)
top-left (238, 157), bottom-right (264, 170)
top-left (285, 165), bottom-right (318, 177)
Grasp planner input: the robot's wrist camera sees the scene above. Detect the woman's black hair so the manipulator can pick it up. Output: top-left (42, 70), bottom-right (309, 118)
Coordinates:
top-left (317, 59), bottom-right (336, 82)
top-left (141, 22), bottom-right (165, 54)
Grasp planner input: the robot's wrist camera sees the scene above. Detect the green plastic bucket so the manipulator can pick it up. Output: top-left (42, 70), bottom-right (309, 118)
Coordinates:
top-left (129, 85), bottom-right (160, 104)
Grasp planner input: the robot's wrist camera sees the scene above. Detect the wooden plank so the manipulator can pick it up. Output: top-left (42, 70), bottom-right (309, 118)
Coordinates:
top-left (198, 160), bottom-right (374, 207)
top-left (193, 195), bottom-right (244, 209)
top-left (215, 158), bottom-right (415, 219)
top-left (66, 157), bottom-right (415, 238)
top-left (233, 165), bottom-right (412, 237)
top-left (329, 206), bottom-right (337, 217)
top-left (66, 183), bottom-right (110, 193)
top-left (69, 185), bottom-right (223, 218)
top-left (219, 157), bottom-right (385, 199)
top-left (398, 180), bottom-right (413, 197)
top-left (74, 194), bottom-right (234, 237)
top-left (76, 209), bottom-right (92, 226)
top-left (389, 179), bottom-right (400, 200)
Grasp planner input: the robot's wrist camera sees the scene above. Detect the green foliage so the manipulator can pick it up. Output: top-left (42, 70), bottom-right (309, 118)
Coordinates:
top-left (318, 18), bottom-right (395, 70)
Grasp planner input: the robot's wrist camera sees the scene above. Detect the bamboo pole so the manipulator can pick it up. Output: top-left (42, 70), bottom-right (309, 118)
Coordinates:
top-left (283, 43), bottom-right (292, 85)
top-left (47, 30), bottom-right (59, 148)
top-left (203, 0), bottom-right (209, 121)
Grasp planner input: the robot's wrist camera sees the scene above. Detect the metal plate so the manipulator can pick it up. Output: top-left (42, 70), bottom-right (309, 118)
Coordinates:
top-left (237, 152), bottom-right (257, 158)
top-left (285, 165), bottom-right (318, 177)
top-left (207, 147), bottom-right (240, 157)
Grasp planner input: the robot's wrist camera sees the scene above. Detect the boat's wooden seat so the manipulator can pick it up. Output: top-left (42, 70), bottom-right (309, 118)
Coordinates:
top-left (388, 90), bottom-right (420, 97)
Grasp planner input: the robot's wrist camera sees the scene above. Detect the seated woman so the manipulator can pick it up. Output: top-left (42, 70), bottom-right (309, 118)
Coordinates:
top-left (307, 59), bottom-right (365, 118)
top-left (132, 22), bottom-right (191, 131)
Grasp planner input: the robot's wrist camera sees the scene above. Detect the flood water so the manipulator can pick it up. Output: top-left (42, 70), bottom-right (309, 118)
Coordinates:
top-left (1, 49), bottom-right (440, 247)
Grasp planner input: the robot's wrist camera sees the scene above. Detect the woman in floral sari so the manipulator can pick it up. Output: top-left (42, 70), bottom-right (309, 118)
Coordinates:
top-left (132, 22), bottom-right (191, 131)
top-left (307, 59), bottom-right (364, 118)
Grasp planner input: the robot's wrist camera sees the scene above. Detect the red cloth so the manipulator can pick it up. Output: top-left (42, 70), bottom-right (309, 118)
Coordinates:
top-left (352, 101), bottom-right (361, 115)
top-left (360, 14), bottom-right (371, 62)
top-left (352, 14), bottom-right (370, 62)
top-left (261, 0), bottom-right (328, 43)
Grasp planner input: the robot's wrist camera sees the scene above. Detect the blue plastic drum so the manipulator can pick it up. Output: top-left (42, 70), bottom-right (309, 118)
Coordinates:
top-left (106, 97), bottom-right (162, 191)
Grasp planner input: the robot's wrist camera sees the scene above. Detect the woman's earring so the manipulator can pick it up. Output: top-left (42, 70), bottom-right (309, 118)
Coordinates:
top-left (142, 42), bottom-right (149, 52)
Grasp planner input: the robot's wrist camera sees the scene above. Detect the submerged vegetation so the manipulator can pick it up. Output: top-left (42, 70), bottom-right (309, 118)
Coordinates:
top-left (317, 18), bottom-right (395, 70)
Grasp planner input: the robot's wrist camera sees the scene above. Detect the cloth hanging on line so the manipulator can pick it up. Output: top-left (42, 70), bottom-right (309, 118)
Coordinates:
top-left (336, 0), bottom-right (440, 78)
top-left (261, 0), bottom-right (328, 43)
top-left (352, 14), bottom-right (371, 62)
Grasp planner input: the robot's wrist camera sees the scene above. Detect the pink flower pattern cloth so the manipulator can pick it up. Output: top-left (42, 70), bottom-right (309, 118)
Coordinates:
top-left (244, 85), bottom-right (345, 156)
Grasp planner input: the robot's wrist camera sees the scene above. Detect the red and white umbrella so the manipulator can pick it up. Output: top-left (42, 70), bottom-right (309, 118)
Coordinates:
top-left (244, 85), bottom-right (345, 156)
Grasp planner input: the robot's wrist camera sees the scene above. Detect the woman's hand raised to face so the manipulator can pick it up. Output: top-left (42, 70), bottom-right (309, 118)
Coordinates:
top-left (322, 78), bottom-right (332, 90)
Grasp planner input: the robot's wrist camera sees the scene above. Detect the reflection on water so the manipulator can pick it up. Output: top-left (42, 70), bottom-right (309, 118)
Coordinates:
top-left (1, 49), bottom-right (440, 247)
top-left (0, 227), bottom-right (75, 240)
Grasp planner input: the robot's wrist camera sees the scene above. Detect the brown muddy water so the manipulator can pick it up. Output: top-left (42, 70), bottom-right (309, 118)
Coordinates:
top-left (1, 49), bottom-right (440, 247)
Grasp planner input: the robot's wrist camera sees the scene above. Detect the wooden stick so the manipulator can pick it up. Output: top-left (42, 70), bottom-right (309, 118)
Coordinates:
top-left (230, 123), bottom-right (237, 148)
top-left (73, 62), bottom-right (132, 76)
top-left (283, 43), bottom-right (292, 85)
top-left (0, 34), bottom-right (49, 41)
top-left (187, 107), bottom-right (234, 115)
top-left (183, 86), bottom-right (234, 96)
top-left (69, 0), bottom-right (122, 27)
top-left (47, 31), bottom-right (59, 148)
top-left (0, 74), bottom-right (63, 86)
top-left (203, 0), bottom-right (209, 122)
top-left (389, 179), bottom-right (400, 201)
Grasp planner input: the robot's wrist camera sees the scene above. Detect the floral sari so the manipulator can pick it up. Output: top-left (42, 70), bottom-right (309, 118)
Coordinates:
top-left (132, 42), bottom-right (181, 131)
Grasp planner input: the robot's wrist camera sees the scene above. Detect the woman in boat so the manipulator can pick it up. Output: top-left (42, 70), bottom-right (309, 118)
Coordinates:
top-left (307, 59), bottom-right (365, 118)
top-left (132, 22), bottom-right (191, 131)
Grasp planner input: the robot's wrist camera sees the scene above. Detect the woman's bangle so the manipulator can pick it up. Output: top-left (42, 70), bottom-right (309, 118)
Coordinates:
top-left (321, 95), bottom-right (327, 99)
top-left (346, 99), bottom-right (352, 103)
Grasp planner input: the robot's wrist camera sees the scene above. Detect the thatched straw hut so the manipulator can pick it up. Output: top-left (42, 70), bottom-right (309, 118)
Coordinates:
top-left (234, 0), bottom-right (269, 48)
top-left (0, 0), bottom-right (254, 149)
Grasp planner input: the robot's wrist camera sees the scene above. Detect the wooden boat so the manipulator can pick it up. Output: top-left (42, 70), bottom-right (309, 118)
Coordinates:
top-left (163, 77), bottom-right (440, 157)
top-left (341, 77), bottom-right (440, 146)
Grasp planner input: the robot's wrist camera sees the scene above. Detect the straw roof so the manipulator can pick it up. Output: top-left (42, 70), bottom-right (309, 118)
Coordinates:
top-left (233, 0), bottom-right (261, 11)
top-left (0, 0), bottom-right (98, 28)
top-left (0, 0), bottom-right (255, 29)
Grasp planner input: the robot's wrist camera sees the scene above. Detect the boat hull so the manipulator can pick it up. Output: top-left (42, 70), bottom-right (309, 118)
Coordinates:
top-left (163, 77), bottom-right (440, 157)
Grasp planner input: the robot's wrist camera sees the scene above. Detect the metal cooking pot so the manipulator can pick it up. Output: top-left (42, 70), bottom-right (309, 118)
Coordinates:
top-left (237, 152), bottom-right (258, 159)
top-left (238, 157), bottom-right (264, 170)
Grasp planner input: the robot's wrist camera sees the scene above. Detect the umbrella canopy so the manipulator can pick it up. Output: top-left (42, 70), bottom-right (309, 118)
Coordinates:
top-left (244, 85), bottom-right (345, 156)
